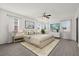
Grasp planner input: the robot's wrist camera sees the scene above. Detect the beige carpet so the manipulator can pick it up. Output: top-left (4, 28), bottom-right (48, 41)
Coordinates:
top-left (21, 39), bottom-right (60, 56)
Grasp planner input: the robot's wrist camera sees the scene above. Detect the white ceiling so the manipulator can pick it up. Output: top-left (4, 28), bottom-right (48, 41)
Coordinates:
top-left (0, 3), bottom-right (79, 20)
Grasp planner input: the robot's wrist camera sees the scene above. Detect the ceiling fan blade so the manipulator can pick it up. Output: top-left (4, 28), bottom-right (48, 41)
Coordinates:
top-left (47, 14), bottom-right (51, 16)
top-left (42, 12), bottom-right (51, 19)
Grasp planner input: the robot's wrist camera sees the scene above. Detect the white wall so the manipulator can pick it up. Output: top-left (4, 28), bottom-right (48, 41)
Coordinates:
top-left (60, 19), bottom-right (72, 40)
top-left (0, 9), bottom-right (10, 44)
top-left (0, 8), bottom-right (36, 44)
top-left (71, 18), bottom-right (76, 41)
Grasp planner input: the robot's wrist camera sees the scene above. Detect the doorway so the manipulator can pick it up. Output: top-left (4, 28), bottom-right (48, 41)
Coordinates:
top-left (76, 17), bottom-right (78, 43)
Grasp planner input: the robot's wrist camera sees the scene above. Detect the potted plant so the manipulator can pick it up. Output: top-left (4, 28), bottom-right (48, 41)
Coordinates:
top-left (41, 29), bottom-right (45, 34)
top-left (56, 29), bottom-right (59, 32)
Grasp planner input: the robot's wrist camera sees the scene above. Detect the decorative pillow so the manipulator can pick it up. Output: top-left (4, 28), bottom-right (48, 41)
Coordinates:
top-left (23, 29), bottom-right (34, 35)
top-left (23, 29), bottom-right (28, 35)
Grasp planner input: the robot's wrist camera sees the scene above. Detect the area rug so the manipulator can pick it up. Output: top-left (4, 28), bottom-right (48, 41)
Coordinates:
top-left (21, 39), bottom-right (60, 56)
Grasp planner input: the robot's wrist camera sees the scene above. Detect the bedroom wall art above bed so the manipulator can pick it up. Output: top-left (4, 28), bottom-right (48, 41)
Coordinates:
top-left (25, 20), bottom-right (35, 29)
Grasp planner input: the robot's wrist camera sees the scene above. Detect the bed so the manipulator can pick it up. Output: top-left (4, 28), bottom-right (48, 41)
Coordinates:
top-left (24, 34), bottom-right (55, 48)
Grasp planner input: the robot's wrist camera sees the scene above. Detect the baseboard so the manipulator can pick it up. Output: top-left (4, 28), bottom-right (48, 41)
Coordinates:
top-left (0, 41), bottom-right (12, 45)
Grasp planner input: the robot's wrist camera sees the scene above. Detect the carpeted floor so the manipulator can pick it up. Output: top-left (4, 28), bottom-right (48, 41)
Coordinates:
top-left (0, 39), bottom-right (78, 56)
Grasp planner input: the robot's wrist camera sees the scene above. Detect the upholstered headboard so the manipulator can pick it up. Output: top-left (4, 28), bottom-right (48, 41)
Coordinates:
top-left (23, 29), bottom-right (41, 35)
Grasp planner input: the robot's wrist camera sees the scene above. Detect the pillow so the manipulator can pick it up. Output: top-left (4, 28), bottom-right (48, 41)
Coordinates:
top-left (23, 29), bottom-right (34, 35)
top-left (34, 29), bottom-right (41, 34)
top-left (23, 29), bottom-right (28, 35)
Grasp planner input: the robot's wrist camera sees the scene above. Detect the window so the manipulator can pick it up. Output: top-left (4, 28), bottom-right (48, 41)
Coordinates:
top-left (61, 20), bottom-right (71, 32)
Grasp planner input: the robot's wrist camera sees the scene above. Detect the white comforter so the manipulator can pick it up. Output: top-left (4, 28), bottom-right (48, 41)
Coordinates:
top-left (30, 34), bottom-right (53, 43)
top-left (24, 34), bottom-right (54, 48)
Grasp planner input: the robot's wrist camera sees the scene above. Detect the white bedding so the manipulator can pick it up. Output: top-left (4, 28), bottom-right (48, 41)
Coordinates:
top-left (30, 34), bottom-right (53, 43)
top-left (24, 34), bottom-right (54, 48)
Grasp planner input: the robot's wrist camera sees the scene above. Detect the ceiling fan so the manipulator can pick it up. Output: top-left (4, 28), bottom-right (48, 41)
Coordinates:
top-left (42, 12), bottom-right (51, 19)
